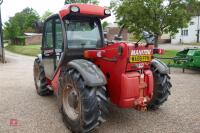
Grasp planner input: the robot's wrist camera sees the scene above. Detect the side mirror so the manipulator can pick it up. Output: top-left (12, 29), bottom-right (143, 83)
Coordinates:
top-left (142, 31), bottom-right (155, 45)
top-left (143, 31), bottom-right (151, 38)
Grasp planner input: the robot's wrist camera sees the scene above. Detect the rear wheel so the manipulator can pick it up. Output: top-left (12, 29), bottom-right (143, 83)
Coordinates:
top-left (147, 65), bottom-right (172, 110)
top-left (59, 68), bottom-right (108, 133)
top-left (33, 58), bottom-right (53, 96)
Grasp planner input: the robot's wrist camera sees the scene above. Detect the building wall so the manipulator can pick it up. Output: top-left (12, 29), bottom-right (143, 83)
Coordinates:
top-left (160, 33), bottom-right (170, 40)
top-left (25, 35), bottom-right (42, 45)
top-left (158, 33), bottom-right (171, 44)
top-left (171, 16), bottom-right (199, 44)
top-left (105, 27), bottom-right (128, 41)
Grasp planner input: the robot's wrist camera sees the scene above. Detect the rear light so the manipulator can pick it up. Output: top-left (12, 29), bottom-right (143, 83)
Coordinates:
top-left (70, 6), bottom-right (80, 13)
top-left (84, 50), bottom-right (105, 59)
top-left (84, 51), bottom-right (90, 58)
top-left (153, 48), bottom-right (165, 55)
top-left (104, 9), bottom-right (111, 15)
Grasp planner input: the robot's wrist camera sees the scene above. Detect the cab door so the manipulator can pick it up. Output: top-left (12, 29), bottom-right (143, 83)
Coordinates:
top-left (42, 15), bottom-right (64, 80)
top-left (54, 18), bottom-right (64, 68)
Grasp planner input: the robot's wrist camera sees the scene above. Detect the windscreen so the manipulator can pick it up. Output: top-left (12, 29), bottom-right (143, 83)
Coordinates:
top-left (65, 19), bottom-right (102, 49)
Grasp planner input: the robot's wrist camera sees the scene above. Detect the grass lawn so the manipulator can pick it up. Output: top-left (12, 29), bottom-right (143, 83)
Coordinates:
top-left (5, 44), bottom-right (41, 56)
top-left (154, 50), bottom-right (178, 64)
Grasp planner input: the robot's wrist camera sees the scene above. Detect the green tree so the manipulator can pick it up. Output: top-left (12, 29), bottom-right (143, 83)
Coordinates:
top-left (4, 20), bottom-right (20, 41)
top-left (111, 0), bottom-right (198, 47)
top-left (188, 0), bottom-right (200, 15)
top-left (41, 10), bottom-right (53, 22)
top-left (65, 0), bottom-right (99, 5)
top-left (102, 21), bottom-right (109, 29)
top-left (4, 8), bottom-right (39, 43)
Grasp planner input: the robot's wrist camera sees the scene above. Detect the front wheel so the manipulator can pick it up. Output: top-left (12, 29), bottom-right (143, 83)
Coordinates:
top-left (147, 65), bottom-right (172, 110)
top-left (33, 58), bottom-right (53, 96)
top-left (59, 68), bottom-right (108, 133)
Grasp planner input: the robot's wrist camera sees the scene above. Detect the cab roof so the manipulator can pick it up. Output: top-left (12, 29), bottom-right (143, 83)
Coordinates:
top-left (59, 3), bottom-right (110, 19)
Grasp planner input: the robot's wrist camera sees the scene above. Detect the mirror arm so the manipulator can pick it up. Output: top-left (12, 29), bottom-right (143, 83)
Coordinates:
top-left (117, 24), bottom-right (125, 38)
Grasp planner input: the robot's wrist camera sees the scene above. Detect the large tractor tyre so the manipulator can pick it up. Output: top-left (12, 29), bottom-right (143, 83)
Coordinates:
top-left (147, 66), bottom-right (172, 110)
top-left (33, 58), bottom-right (53, 96)
top-left (59, 68), bottom-right (108, 133)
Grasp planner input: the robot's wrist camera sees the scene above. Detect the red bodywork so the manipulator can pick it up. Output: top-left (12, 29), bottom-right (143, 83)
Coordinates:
top-left (49, 42), bottom-right (155, 110)
top-left (47, 4), bottom-right (155, 110)
top-left (84, 43), bottom-right (154, 109)
top-left (59, 4), bottom-right (109, 19)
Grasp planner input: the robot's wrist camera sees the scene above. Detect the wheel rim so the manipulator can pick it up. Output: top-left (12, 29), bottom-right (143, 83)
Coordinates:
top-left (34, 64), bottom-right (40, 89)
top-left (62, 84), bottom-right (80, 120)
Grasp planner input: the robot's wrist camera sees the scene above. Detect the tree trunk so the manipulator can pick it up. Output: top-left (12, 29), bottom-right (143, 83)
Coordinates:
top-left (117, 25), bottom-right (125, 38)
top-left (154, 35), bottom-right (159, 48)
top-left (11, 39), bottom-right (15, 45)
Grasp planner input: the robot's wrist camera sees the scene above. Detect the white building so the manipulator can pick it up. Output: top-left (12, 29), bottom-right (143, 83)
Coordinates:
top-left (171, 16), bottom-right (200, 44)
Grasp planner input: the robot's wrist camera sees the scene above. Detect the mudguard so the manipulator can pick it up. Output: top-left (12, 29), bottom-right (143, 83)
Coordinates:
top-left (37, 54), bottom-right (43, 64)
top-left (67, 59), bottom-right (107, 87)
top-left (151, 59), bottom-right (169, 74)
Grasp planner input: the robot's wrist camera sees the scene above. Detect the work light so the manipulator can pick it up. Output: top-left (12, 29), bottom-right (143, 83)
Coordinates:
top-left (70, 6), bottom-right (80, 13)
top-left (104, 9), bottom-right (111, 15)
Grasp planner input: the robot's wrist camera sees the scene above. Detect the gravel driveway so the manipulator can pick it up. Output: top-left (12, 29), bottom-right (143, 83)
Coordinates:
top-left (1, 51), bottom-right (200, 133)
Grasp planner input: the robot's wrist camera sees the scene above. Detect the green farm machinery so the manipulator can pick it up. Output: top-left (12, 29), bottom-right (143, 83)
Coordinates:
top-left (158, 47), bottom-right (200, 72)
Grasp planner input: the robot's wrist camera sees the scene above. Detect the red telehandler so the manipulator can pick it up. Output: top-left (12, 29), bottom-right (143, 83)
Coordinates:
top-left (33, 4), bottom-right (172, 133)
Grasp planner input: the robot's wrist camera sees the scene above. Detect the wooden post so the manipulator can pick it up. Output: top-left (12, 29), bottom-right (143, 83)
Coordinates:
top-left (0, 0), bottom-right (5, 63)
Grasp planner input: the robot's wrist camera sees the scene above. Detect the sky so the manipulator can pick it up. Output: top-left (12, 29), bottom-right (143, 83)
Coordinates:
top-left (1, 0), bottom-right (115, 24)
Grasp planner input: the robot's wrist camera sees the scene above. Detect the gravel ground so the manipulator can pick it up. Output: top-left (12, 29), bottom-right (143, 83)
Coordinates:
top-left (1, 51), bottom-right (200, 133)
top-left (159, 43), bottom-right (200, 50)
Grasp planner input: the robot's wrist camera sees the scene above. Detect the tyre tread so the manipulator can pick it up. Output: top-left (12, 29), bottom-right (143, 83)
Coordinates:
top-left (147, 66), bottom-right (172, 110)
top-left (60, 68), bottom-right (108, 133)
top-left (33, 58), bottom-right (53, 96)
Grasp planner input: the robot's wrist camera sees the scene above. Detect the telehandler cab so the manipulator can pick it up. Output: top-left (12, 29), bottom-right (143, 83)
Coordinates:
top-left (33, 4), bottom-right (172, 133)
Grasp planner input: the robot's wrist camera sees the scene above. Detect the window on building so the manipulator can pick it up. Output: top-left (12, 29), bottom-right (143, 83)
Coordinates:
top-left (181, 30), bottom-right (188, 36)
top-left (190, 21), bottom-right (194, 25)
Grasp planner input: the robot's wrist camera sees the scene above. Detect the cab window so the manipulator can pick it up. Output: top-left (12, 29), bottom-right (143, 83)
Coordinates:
top-left (55, 18), bottom-right (63, 51)
top-left (65, 18), bottom-right (102, 49)
top-left (44, 20), bottom-right (53, 49)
